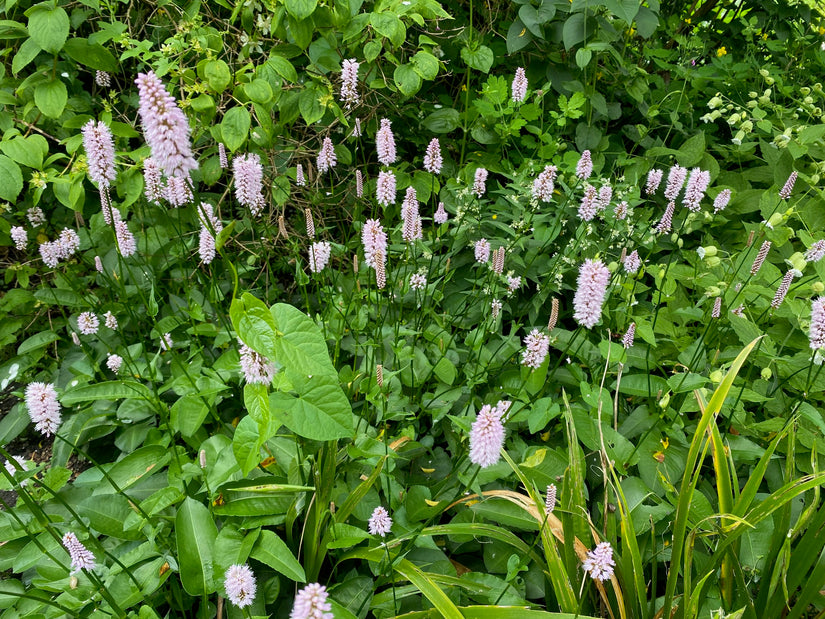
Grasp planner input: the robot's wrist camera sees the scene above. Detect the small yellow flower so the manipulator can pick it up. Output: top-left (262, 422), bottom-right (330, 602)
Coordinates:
top-left (762, 32), bottom-right (768, 40)
top-left (492, 214), bottom-right (497, 220)
top-left (819, 26), bottom-right (825, 35)
top-left (717, 46), bottom-right (727, 58)
top-left (685, 18), bottom-right (691, 24)
top-left (461, 84), bottom-right (467, 92)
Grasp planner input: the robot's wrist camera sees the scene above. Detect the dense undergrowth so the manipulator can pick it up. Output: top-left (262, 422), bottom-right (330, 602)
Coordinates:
top-left (2, 0), bottom-right (825, 618)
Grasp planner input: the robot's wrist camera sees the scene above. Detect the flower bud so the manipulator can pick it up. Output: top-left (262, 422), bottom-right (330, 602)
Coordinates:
top-left (767, 213), bottom-right (784, 228)
top-left (710, 370), bottom-right (723, 383)
top-left (812, 281), bottom-right (825, 294)
top-left (804, 96), bottom-right (814, 105)
top-left (761, 368), bottom-right (772, 380)
top-left (707, 286), bottom-right (722, 297)
top-left (759, 69), bottom-right (770, 78)
top-left (701, 245), bottom-right (718, 258)
top-left (607, 261), bottom-right (619, 273)
top-left (706, 256), bottom-right (721, 267)
top-left (658, 393), bottom-right (671, 409)
top-left (677, 238), bottom-right (684, 248)
top-left (748, 91), bottom-right (758, 98)
top-left (788, 252), bottom-right (807, 272)
top-left (708, 96), bottom-right (723, 109)
top-left (814, 83), bottom-right (823, 93)
top-left (765, 76), bottom-right (775, 85)
top-left (801, 87), bottom-right (811, 96)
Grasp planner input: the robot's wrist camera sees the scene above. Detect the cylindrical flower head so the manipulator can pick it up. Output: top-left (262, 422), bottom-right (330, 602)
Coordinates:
top-left (410, 272), bottom-right (427, 290)
top-left (532, 165), bottom-right (558, 202)
top-left (290, 582), bottom-right (333, 619)
top-left (362, 219), bottom-right (387, 269)
top-left (134, 71), bottom-right (198, 178)
top-left (622, 322), bottom-right (636, 349)
top-left (683, 168), bottom-right (710, 212)
top-left (376, 118), bottom-right (396, 166)
top-left (521, 328), bottom-right (550, 369)
top-left (771, 270), bottom-right (796, 309)
top-left (545, 484), bottom-right (557, 514)
top-left (598, 185), bottom-right (613, 210)
top-left (27, 206), bottom-right (46, 227)
top-left (434, 202), bottom-right (448, 224)
top-left (576, 150), bottom-right (593, 180)
top-left (296, 163), bottom-right (306, 186)
top-left (623, 250), bottom-right (641, 274)
top-left (94, 256), bottom-right (104, 273)
top-left (25, 382), bottom-right (61, 436)
top-left (578, 184), bottom-right (599, 221)
top-left (779, 171), bottom-right (798, 200)
top-left (95, 70), bottom-right (111, 87)
top-left (492, 247), bottom-right (505, 275)
top-left (374, 250), bottom-right (386, 289)
top-left (106, 353), bottom-right (123, 373)
top-left (751, 241), bottom-right (771, 275)
top-left (402, 187), bottom-right (422, 242)
top-left (368, 506), bottom-right (393, 537)
top-left (305, 208), bottom-right (315, 238)
top-left (469, 401), bottom-right (508, 468)
top-left (233, 153), bottom-right (265, 215)
top-left (340, 58), bottom-right (359, 107)
top-left (317, 137), bottom-right (337, 174)
top-left (475, 239), bottom-right (491, 264)
top-left (199, 227), bottom-right (216, 264)
top-left (655, 201), bottom-right (676, 234)
top-left (810, 297), bottom-right (825, 350)
top-left (218, 143), bottom-right (228, 169)
top-left (376, 170), bottom-right (396, 206)
top-left (511, 67), bottom-right (528, 103)
top-left (713, 189), bottom-right (732, 213)
top-left (547, 298), bottom-right (559, 332)
top-left (645, 169), bottom-right (663, 195)
top-left (473, 168), bottom-right (488, 197)
top-left (160, 333), bottom-right (173, 351)
top-left (491, 298), bottom-right (502, 319)
top-left (614, 201), bottom-right (628, 220)
top-left (163, 175), bottom-right (193, 207)
top-left (376, 364), bottom-right (384, 387)
top-left (573, 259), bottom-right (610, 329)
top-left (77, 312), bottom-right (99, 335)
top-left (711, 296), bottom-right (722, 318)
top-left (224, 564), bottom-right (256, 609)
top-left (355, 169), bottom-right (363, 198)
top-left (143, 157), bottom-right (164, 205)
top-left (583, 542), bottom-right (615, 582)
top-left (62, 532), bottom-right (95, 573)
top-left (82, 120), bottom-right (117, 188)
top-left (11, 226), bottom-right (26, 250)
top-left (239, 341), bottom-right (277, 384)
top-left (663, 164), bottom-right (687, 201)
top-left (805, 240), bottom-right (825, 263)
top-left (309, 241), bottom-right (332, 273)
top-left (423, 138), bottom-right (443, 174)
top-left (115, 220), bottom-right (137, 257)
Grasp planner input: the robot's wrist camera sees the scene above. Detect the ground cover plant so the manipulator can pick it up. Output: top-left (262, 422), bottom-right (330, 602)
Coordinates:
top-left (2, 0), bottom-right (825, 618)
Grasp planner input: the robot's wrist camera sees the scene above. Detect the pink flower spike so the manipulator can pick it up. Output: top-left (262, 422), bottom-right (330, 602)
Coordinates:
top-left (645, 169), bottom-right (663, 195)
top-left (469, 401), bottom-right (509, 468)
top-left (532, 165), bottom-right (558, 202)
top-left (475, 239), bottom-right (491, 264)
top-left (622, 323), bottom-right (636, 349)
top-left (233, 153), bottom-right (266, 216)
top-left (473, 167), bottom-right (488, 197)
top-left (25, 382), bottom-right (61, 437)
top-left (779, 171), bottom-right (798, 200)
top-left (10, 226), bottom-right (26, 250)
top-left (664, 164), bottom-right (687, 201)
top-left (376, 118), bottom-right (396, 166)
top-left (573, 259), bottom-right (610, 329)
top-left (423, 138), bottom-right (443, 174)
top-left (291, 582), bottom-right (333, 619)
top-left (239, 340), bottom-right (277, 384)
top-left (511, 67), bottom-right (528, 103)
top-left (224, 564), bottom-right (256, 609)
top-left (583, 542), bottom-right (615, 582)
top-left (309, 241), bottom-right (332, 273)
top-left (810, 297), bottom-right (825, 350)
top-left (362, 219), bottom-right (387, 269)
top-left (368, 506), bottom-right (393, 537)
top-left (434, 202), bottom-right (448, 224)
top-left (62, 532), bottom-right (95, 573)
top-left (317, 137), bottom-right (337, 174)
top-left (521, 328), bottom-right (550, 369)
top-left (81, 120), bottom-right (116, 188)
top-left (340, 58), bottom-right (359, 107)
top-left (576, 150), bottom-right (593, 180)
top-left (376, 170), bottom-right (396, 206)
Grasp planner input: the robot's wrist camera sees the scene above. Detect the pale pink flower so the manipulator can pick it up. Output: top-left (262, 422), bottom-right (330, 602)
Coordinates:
top-left (305, 208), bottom-right (315, 238)
top-left (622, 323), bottom-right (636, 349)
top-left (290, 582), bottom-right (333, 619)
top-left (104, 311), bottom-right (117, 330)
top-left (469, 401), bottom-right (510, 468)
top-left (81, 120), bottom-right (117, 188)
top-left (197, 203), bottom-right (222, 265)
top-left (645, 169), bottom-right (663, 195)
top-left (27, 207), bottom-right (45, 227)
top-left (309, 241), bottom-right (332, 273)
top-left (25, 382), bottom-right (61, 436)
top-left (578, 184), bottom-right (599, 221)
top-left (423, 138), bottom-right (443, 174)
top-left (506, 275), bottom-right (522, 294)
top-left (511, 67), bottom-right (528, 103)
top-left (94, 256), bottom-right (104, 273)
top-left (751, 241), bottom-right (771, 275)
top-left (434, 202), bottom-right (448, 224)
top-left (317, 137), bottom-right (337, 174)
top-left (779, 171), bottom-right (798, 200)
top-left (521, 328), bottom-right (550, 369)
top-left (224, 564), bottom-right (256, 609)
top-left (115, 219), bottom-right (136, 257)
top-left (545, 484), bottom-right (557, 514)
top-left (532, 165), bottom-right (557, 202)
top-left (135, 71), bottom-right (198, 178)
top-left (40, 241), bottom-right (61, 268)
top-left (623, 250), bottom-right (641, 274)
top-left (239, 341), bottom-right (276, 384)
top-left (711, 297), bottom-right (722, 318)
top-left (296, 163), bottom-right (306, 186)
top-left (362, 219), bottom-right (387, 269)
top-left (614, 201), bottom-right (628, 220)
top-left (143, 157), bottom-right (164, 205)
top-left (410, 273), bottom-right (427, 290)
top-left (810, 297), bottom-right (825, 349)
top-left (352, 117), bottom-right (362, 137)
top-left (355, 169), bottom-right (363, 197)
top-left (11, 226), bottom-right (26, 250)
top-left (771, 270), bottom-right (797, 309)
top-left (491, 299), bottom-right (502, 318)
top-left (71, 332), bottom-right (81, 346)
top-left (164, 175), bottom-right (193, 207)
top-left (472, 167), bottom-right (488, 197)
top-left (77, 312), bottom-right (99, 335)
top-left (376, 118), bottom-right (396, 166)
top-left (218, 143), bottom-right (228, 169)
top-left (62, 532), bottom-right (95, 573)
top-left (663, 164), bottom-right (687, 201)
top-left (106, 353), bottom-right (123, 373)
top-left (368, 506), bottom-right (393, 537)
top-left (583, 542), bottom-right (615, 582)
top-left (573, 259), bottom-right (610, 329)
top-left (491, 247), bottom-right (505, 275)
top-left (576, 150), bottom-right (593, 180)
top-left (340, 58), bottom-right (359, 107)
top-left (376, 170), bottom-right (396, 206)
top-left (199, 230), bottom-right (215, 267)
top-left (401, 187), bottom-right (422, 242)
top-left (683, 168), bottom-right (710, 212)
top-left (597, 185), bottom-right (613, 210)
top-left (95, 71), bottom-right (111, 87)
top-left (475, 239), bottom-right (491, 263)
top-left (807, 240), bottom-right (825, 263)
top-left (375, 251), bottom-right (386, 289)
top-left (713, 189), bottom-right (732, 213)
top-left (233, 153), bottom-right (265, 215)
top-left (160, 333), bottom-right (173, 351)
top-left (655, 201), bottom-right (676, 234)
top-left (4, 456), bottom-right (28, 487)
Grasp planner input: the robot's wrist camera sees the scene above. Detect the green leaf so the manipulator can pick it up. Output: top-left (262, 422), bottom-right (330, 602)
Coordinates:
top-left (394, 64), bottom-right (422, 96)
top-left (562, 13), bottom-right (587, 49)
top-left (78, 494), bottom-right (140, 539)
top-left (285, 0), bottom-right (317, 21)
top-left (232, 414), bottom-right (264, 476)
top-left (1, 135), bottom-right (47, 169)
top-left (270, 303), bottom-right (338, 379)
top-left (266, 55), bottom-right (298, 82)
top-left (364, 40), bottom-right (381, 63)
top-left (422, 108), bottom-right (460, 133)
top-left (575, 48), bottom-right (592, 69)
top-left (244, 78), bottom-right (273, 104)
top-left (61, 380), bottom-right (154, 405)
top-left (213, 525), bottom-right (260, 583)
top-left (371, 13), bottom-right (405, 48)
top-left (269, 381), bottom-right (353, 441)
top-left (17, 330), bottom-right (59, 355)
top-left (245, 382), bottom-right (270, 433)
top-left (412, 51), bottom-right (439, 80)
top-left (461, 45), bottom-right (494, 73)
top-left (12, 37), bottom-right (41, 74)
top-left (0, 20), bottom-right (28, 40)
top-left (221, 106), bottom-right (251, 152)
top-left (231, 293), bottom-right (280, 359)
top-left (27, 6), bottom-right (69, 54)
top-left (95, 445), bottom-right (169, 494)
top-left (635, 6), bottom-right (658, 37)
top-left (604, 0), bottom-right (640, 22)
top-left (204, 59), bottom-right (231, 92)
top-left (675, 133), bottom-right (706, 167)
top-left (171, 395), bottom-right (209, 437)
top-left (62, 38), bottom-right (118, 72)
top-left (250, 529), bottom-right (306, 582)
top-left (34, 79), bottom-right (67, 118)
top-left (288, 15), bottom-right (314, 49)
top-left (433, 357), bottom-right (456, 385)
top-left (507, 19), bottom-right (534, 54)
top-left (299, 86), bottom-right (325, 124)
top-left (176, 498), bottom-right (218, 595)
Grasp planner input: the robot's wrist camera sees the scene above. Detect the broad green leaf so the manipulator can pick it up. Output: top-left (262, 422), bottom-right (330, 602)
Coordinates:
top-left (371, 13), bottom-right (405, 48)
top-left (422, 108), bottom-right (460, 133)
top-left (245, 382), bottom-right (270, 432)
top-left (232, 414), bottom-right (265, 475)
top-left (412, 51), bottom-right (439, 80)
top-left (0, 20), bottom-right (28, 39)
top-left (675, 133), bottom-right (705, 167)
top-left (270, 303), bottom-right (337, 379)
top-left (213, 525), bottom-right (260, 583)
top-left (221, 106), bottom-right (251, 152)
top-left (635, 6), bottom-right (659, 37)
top-left (461, 45), bottom-right (494, 73)
top-left (204, 59), bottom-right (231, 92)
top-left (507, 19), bottom-right (534, 54)
top-left (562, 13), bottom-right (587, 49)
top-left (34, 79), bottom-right (67, 118)
top-left (63, 38), bottom-right (118, 71)
top-left (244, 78), bottom-right (273, 104)
top-left (27, 6), bottom-right (69, 54)
top-left (269, 381), bottom-right (352, 441)
top-left (17, 330), bottom-right (58, 355)
top-left (299, 86), bottom-right (325, 124)
top-left (94, 445), bottom-right (169, 494)
top-left (175, 498), bottom-right (218, 595)
top-left (604, 0), bottom-right (640, 22)
top-left (250, 529), bottom-right (306, 582)
top-left (231, 293), bottom-right (279, 358)
top-left (266, 55), bottom-right (297, 82)
top-left (61, 381), bottom-right (155, 405)
top-left (79, 494), bottom-right (140, 539)
top-left (394, 64), bottom-right (422, 96)
top-left (11, 37), bottom-right (41, 74)
top-left (285, 0), bottom-right (317, 20)
top-left (171, 395), bottom-right (209, 437)
top-left (0, 155), bottom-right (23, 202)
top-left (1, 135), bottom-right (47, 169)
